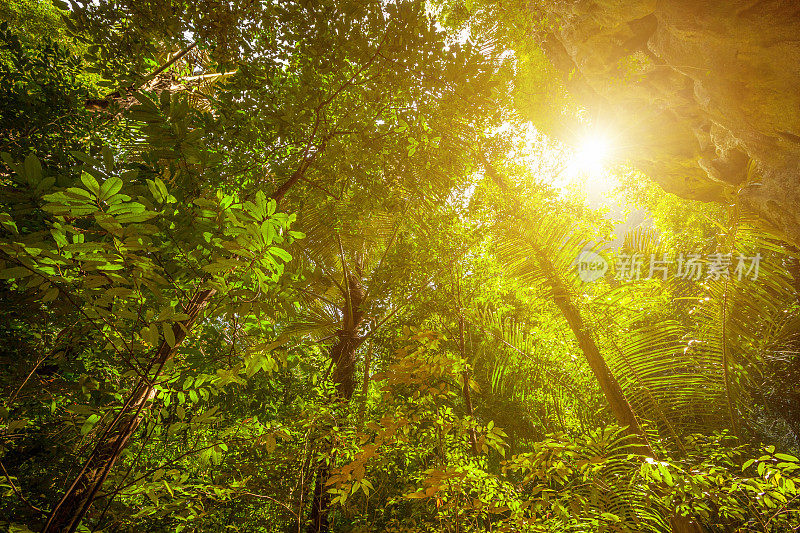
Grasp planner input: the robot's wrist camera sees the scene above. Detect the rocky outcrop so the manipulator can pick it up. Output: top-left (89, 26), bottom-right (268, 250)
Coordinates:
top-left (535, 0), bottom-right (800, 245)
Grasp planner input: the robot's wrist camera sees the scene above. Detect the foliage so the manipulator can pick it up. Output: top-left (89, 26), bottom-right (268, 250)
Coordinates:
top-left (1, 1), bottom-right (800, 532)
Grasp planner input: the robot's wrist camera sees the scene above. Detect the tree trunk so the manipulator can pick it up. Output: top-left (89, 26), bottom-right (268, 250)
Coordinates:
top-left (306, 462), bottom-right (331, 533)
top-left (356, 341), bottom-right (372, 429)
top-left (458, 316), bottom-right (479, 456)
top-left (481, 153), bottom-right (706, 532)
top-left (43, 289), bottom-right (215, 533)
top-left (305, 275), bottom-right (365, 532)
top-left (454, 274), bottom-right (479, 456)
top-left (480, 152), bottom-right (645, 441)
top-left (534, 248), bottom-right (714, 532)
top-left (531, 247), bottom-right (647, 443)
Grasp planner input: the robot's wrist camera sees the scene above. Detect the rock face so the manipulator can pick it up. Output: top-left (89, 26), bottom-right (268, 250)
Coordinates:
top-left (537, 0), bottom-right (800, 245)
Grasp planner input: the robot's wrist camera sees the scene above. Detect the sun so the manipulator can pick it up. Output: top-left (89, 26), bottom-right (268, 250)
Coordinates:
top-left (572, 132), bottom-right (613, 174)
top-left (555, 129), bottom-right (621, 203)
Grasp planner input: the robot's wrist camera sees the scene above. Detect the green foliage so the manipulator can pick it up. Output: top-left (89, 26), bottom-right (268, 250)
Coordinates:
top-left (1, 1), bottom-right (800, 532)
top-left (0, 21), bottom-right (100, 171)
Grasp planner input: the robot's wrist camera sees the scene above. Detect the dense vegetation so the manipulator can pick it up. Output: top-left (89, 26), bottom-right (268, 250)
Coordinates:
top-left (1, 1), bottom-right (799, 532)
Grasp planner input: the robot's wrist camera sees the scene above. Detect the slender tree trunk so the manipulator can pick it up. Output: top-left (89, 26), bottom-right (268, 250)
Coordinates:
top-left (306, 463), bottom-right (331, 533)
top-left (479, 152), bottom-right (644, 440)
top-left (306, 276), bottom-right (365, 533)
top-left (270, 137), bottom-right (324, 204)
top-left (271, 168), bottom-right (307, 204)
top-left (458, 317), bottom-right (479, 456)
top-left (455, 275), bottom-right (479, 456)
top-left (531, 247), bottom-right (646, 442)
top-left (43, 289), bottom-right (215, 533)
top-left (536, 250), bottom-right (715, 532)
top-left (481, 153), bottom-right (707, 532)
top-left (356, 341), bottom-right (372, 429)
top-left (720, 275), bottom-right (739, 438)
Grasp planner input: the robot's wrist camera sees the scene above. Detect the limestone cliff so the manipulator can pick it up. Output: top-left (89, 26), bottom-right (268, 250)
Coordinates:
top-left (534, 0), bottom-right (800, 245)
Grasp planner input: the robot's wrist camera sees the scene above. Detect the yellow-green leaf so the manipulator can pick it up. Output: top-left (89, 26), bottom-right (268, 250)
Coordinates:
top-left (163, 323), bottom-right (176, 348)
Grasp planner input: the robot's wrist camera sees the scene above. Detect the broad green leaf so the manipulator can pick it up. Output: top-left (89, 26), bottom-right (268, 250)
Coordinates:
top-left (0, 212), bottom-right (18, 234)
top-left (35, 176), bottom-right (56, 193)
top-left (80, 173), bottom-right (100, 195)
top-left (98, 177), bottom-right (123, 202)
top-left (162, 480), bottom-right (174, 498)
top-left (64, 187), bottom-right (94, 200)
top-left (147, 179), bottom-right (163, 202)
top-left (155, 177), bottom-right (168, 199)
top-left (261, 220), bottom-right (275, 244)
top-left (70, 151), bottom-right (103, 168)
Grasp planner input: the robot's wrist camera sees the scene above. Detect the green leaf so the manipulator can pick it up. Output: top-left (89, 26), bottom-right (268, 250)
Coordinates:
top-left (268, 247), bottom-right (292, 262)
top-left (155, 177), bottom-right (168, 199)
top-left (71, 151), bottom-right (103, 168)
top-left (115, 211), bottom-right (158, 223)
top-left (102, 145), bottom-right (115, 171)
top-left (24, 154), bottom-right (42, 186)
top-left (0, 212), bottom-right (19, 234)
top-left (142, 325), bottom-right (159, 346)
top-left (147, 179), bottom-right (163, 202)
top-left (64, 187), bottom-right (94, 200)
top-left (98, 177), bottom-right (123, 202)
top-left (96, 263), bottom-right (124, 271)
top-left (36, 176), bottom-right (56, 193)
top-left (261, 220), bottom-right (275, 244)
top-left (80, 172), bottom-right (100, 195)
top-left (81, 414), bottom-right (101, 435)
top-left (41, 287), bottom-right (59, 303)
top-left (0, 266), bottom-right (33, 280)
top-left (163, 324), bottom-right (176, 348)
